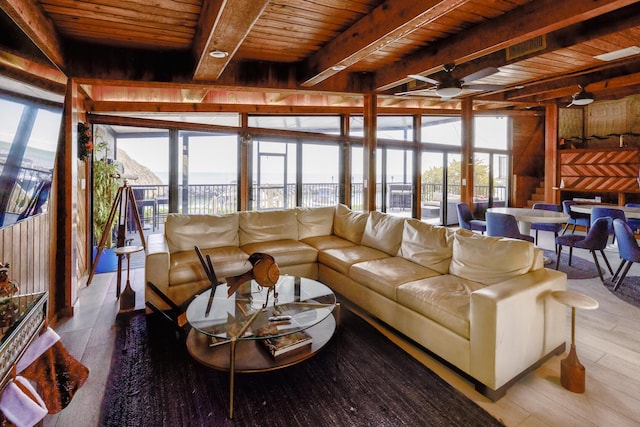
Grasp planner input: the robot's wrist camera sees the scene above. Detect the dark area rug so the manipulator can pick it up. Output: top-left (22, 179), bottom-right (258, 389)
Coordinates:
top-left (603, 276), bottom-right (640, 308)
top-left (543, 249), bottom-right (600, 279)
top-left (100, 308), bottom-right (503, 427)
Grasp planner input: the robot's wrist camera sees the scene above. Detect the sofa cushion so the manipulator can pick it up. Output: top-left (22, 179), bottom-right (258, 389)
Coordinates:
top-left (350, 257), bottom-right (441, 300)
top-left (164, 213), bottom-right (238, 253)
top-left (361, 211), bottom-right (405, 255)
top-left (296, 206), bottom-right (335, 240)
top-left (239, 209), bottom-right (298, 245)
top-left (333, 204), bottom-right (368, 244)
top-left (318, 245), bottom-right (389, 275)
top-left (240, 239), bottom-right (318, 267)
top-left (301, 235), bottom-right (355, 251)
top-left (449, 229), bottom-right (534, 285)
top-left (398, 219), bottom-right (453, 274)
top-left (169, 246), bottom-right (250, 287)
top-left (397, 275), bottom-right (486, 339)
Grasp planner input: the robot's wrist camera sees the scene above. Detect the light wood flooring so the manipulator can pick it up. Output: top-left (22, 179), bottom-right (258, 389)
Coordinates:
top-left (44, 232), bottom-right (640, 426)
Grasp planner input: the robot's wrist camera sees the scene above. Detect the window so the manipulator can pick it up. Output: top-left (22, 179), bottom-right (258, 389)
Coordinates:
top-left (421, 117), bottom-right (461, 146)
top-left (0, 96), bottom-right (60, 226)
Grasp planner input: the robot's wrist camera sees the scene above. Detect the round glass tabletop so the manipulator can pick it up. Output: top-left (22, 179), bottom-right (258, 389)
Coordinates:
top-left (186, 275), bottom-right (336, 342)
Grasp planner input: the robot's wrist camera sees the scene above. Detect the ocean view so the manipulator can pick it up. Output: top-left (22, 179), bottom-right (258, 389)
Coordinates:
top-left (153, 171), bottom-right (354, 185)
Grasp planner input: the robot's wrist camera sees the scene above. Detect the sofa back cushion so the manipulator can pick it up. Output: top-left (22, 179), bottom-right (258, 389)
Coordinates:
top-left (239, 209), bottom-right (298, 245)
top-left (296, 206), bottom-right (335, 240)
top-left (165, 213), bottom-right (239, 253)
top-left (449, 229), bottom-right (534, 285)
top-left (333, 204), bottom-right (368, 244)
top-left (361, 211), bottom-right (405, 255)
top-left (398, 219), bottom-right (453, 274)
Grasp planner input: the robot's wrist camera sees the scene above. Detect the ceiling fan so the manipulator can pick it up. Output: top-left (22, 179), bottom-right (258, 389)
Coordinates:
top-left (567, 85), bottom-right (595, 107)
top-left (399, 63), bottom-right (504, 98)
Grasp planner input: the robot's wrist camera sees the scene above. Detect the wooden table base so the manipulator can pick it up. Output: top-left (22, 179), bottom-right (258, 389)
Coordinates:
top-left (560, 344), bottom-right (585, 393)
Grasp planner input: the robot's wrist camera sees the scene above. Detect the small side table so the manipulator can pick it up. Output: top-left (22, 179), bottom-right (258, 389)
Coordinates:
top-left (551, 290), bottom-right (599, 393)
top-left (113, 246), bottom-right (144, 312)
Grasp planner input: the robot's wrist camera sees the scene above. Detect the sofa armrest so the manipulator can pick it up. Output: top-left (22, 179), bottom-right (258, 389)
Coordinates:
top-left (145, 233), bottom-right (170, 291)
top-left (469, 268), bottom-right (567, 390)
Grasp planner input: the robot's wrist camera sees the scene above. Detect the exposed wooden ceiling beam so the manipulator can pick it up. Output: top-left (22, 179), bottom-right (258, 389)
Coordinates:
top-left (192, 0), bottom-right (269, 81)
top-left (499, 57), bottom-right (640, 101)
top-left (0, 0), bottom-right (65, 72)
top-left (0, 62), bottom-right (66, 95)
top-left (421, 5), bottom-right (640, 95)
top-left (301, 0), bottom-right (470, 87)
top-left (375, 0), bottom-right (639, 92)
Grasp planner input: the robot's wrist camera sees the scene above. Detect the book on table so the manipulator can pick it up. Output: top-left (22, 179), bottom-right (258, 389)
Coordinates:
top-left (261, 330), bottom-right (312, 358)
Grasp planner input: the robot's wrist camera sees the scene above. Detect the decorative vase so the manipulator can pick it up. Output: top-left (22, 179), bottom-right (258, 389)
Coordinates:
top-left (93, 246), bottom-right (118, 273)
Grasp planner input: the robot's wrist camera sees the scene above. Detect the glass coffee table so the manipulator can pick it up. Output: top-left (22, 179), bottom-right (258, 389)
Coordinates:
top-left (185, 275), bottom-right (338, 419)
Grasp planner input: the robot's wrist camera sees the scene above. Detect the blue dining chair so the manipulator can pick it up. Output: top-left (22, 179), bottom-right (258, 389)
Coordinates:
top-left (456, 202), bottom-right (487, 234)
top-left (624, 203), bottom-right (640, 234)
top-left (530, 202), bottom-right (562, 245)
top-left (486, 212), bottom-right (534, 243)
top-left (612, 219), bottom-right (640, 291)
top-left (591, 206), bottom-right (626, 244)
top-left (555, 217), bottom-right (613, 283)
top-left (561, 200), bottom-right (590, 235)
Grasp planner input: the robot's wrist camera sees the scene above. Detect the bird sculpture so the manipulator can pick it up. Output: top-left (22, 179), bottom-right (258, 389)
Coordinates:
top-left (225, 253), bottom-right (280, 297)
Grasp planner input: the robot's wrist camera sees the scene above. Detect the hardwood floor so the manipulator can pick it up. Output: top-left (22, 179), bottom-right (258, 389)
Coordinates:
top-left (44, 232), bottom-right (640, 426)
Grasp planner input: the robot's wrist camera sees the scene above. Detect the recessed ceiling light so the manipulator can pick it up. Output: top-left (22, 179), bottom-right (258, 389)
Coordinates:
top-left (331, 65), bottom-right (346, 71)
top-left (594, 46), bottom-right (640, 61)
top-left (209, 50), bottom-right (229, 58)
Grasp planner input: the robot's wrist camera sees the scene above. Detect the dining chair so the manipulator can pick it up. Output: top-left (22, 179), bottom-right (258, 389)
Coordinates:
top-left (456, 202), bottom-right (487, 234)
top-left (624, 203), bottom-right (640, 234)
top-left (561, 200), bottom-right (590, 235)
top-left (611, 219), bottom-right (640, 291)
top-left (530, 202), bottom-right (562, 245)
top-left (555, 217), bottom-right (613, 283)
top-left (591, 206), bottom-right (626, 244)
top-left (486, 212), bottom-right (534, 243)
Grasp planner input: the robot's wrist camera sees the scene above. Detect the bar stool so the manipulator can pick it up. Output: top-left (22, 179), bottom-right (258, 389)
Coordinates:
top-left (551, 290), bottom-right (599, 393)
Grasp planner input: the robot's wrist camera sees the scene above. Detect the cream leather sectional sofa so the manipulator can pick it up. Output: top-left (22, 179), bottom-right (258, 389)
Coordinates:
top-left (145, 204), bottom-right (567, 400)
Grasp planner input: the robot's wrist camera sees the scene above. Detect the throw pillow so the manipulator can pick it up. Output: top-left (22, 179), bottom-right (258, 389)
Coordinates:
top-left (165, 213), bottom-right (239, 253)
top-left (398, 219), bottom-right (453, 274)
top-left (449, 228), bottom-right (534, 285)
top-left (333, 204), bottom-right (368, 244)
top-left (296, 206), bottom-right (335, 240)
top-left (361, 211), bottom-right (405, 255)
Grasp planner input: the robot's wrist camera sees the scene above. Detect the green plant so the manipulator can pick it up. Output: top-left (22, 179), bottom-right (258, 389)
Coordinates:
top-left (92, 131), bottom-right (120, 248)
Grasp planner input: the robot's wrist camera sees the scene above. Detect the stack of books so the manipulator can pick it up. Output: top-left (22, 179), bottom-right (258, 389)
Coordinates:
top-left (261, 330), bottom-right (312, 358)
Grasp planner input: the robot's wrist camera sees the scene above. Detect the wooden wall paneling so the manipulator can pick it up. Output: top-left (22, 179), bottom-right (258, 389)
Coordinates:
top-left (511, 114), bottom-right (546, 206)
top-left (545, 104), bottom-right (560, 203)
top-left (52, 78), bottom-right (77, 319)
top-left (559, 148), bottom-right (640, 191)
top-left (461, 98), bottom-right (474, 206)
top-left (76, 158), bottom-right (89, 284)
top-left (13, 223), bottom-right (23, 290)
top-left (0, 214), bottom-right (50, 296)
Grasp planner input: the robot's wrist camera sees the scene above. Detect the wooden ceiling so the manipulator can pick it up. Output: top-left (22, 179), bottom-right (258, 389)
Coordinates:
top-left (1, 0), bottom-right (640, 113)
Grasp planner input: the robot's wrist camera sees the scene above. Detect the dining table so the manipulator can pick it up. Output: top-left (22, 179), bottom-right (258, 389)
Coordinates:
top-left (486, 207), bottom-right (570, 234)
top-left (569, 204), bottom-right (640, 219)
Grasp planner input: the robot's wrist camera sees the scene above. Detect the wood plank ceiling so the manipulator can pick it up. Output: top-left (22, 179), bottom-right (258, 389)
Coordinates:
top-left (1, 0), bottom-right (640, 113)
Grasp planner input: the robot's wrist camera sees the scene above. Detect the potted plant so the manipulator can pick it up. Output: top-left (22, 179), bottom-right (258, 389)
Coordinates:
top-left (92, 129), bottom-right (121, 273)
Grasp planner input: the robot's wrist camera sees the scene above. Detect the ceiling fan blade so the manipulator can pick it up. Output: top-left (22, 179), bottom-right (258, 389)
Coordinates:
top-left (461, 67), bottom-right (499, 83)
top-left (394, 88), bottom-right (434, 96)
top-left (464, 84), bottom-right (505, 91)
top-left (408, 74), bottom-right (439, 85)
